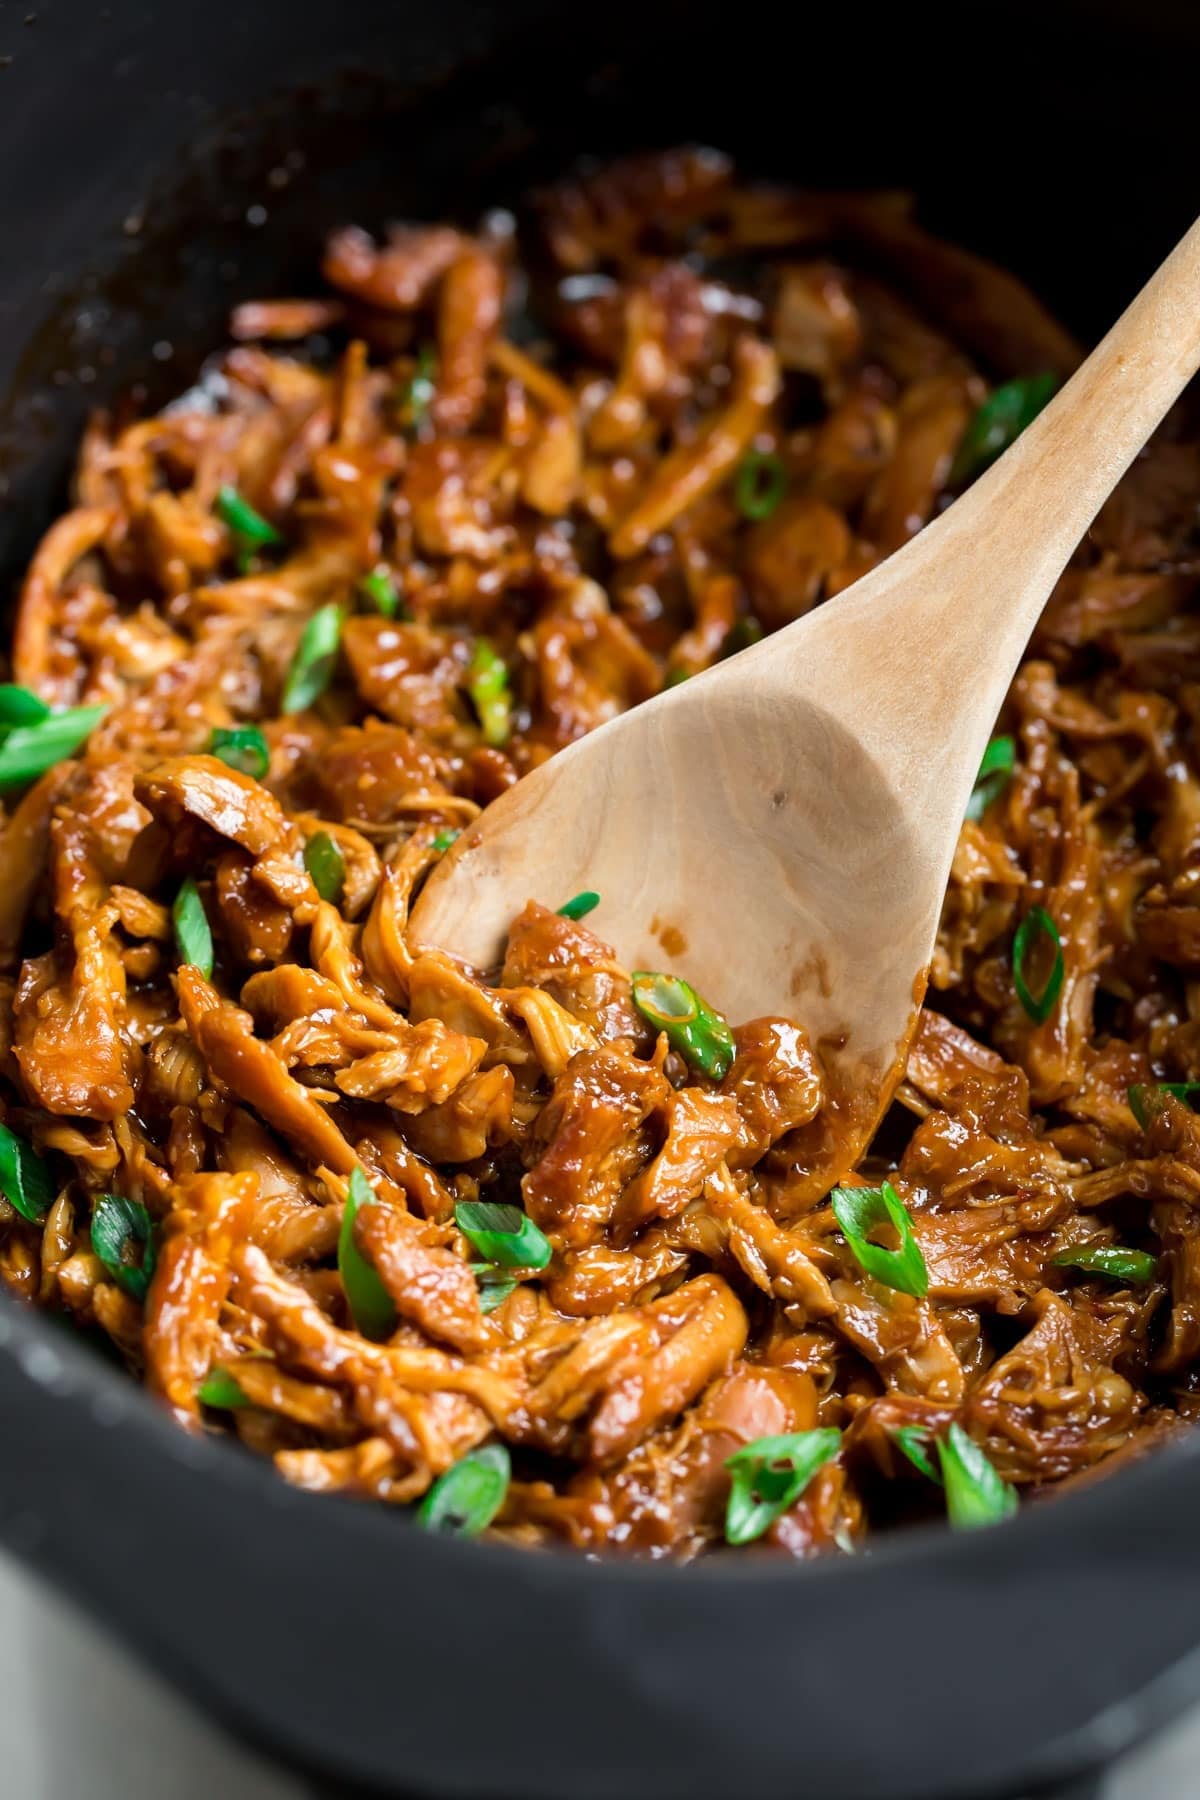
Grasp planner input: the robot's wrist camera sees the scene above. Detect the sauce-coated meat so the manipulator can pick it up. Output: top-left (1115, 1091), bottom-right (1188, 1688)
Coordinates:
top-left (1, 151), bottom-right (1195, 1557)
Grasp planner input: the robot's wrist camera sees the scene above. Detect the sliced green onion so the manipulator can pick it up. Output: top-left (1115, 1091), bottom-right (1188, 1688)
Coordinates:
top-left (725, 615), bottom-right (765, 655)
top-left (197, 1368), bottom-right (250, 1409)
top-left (465, 640), bottom-right (512, 748)
top-left (557, 891), bottom-right (600, 921)
top-left (208, 726), bottom-right (269, 781)
top-left (830, 1181), bottom-right (929, 1298)
top-left (937, 1422), bottom-right (1018, 1530)
top-left (950, 373), bottom-right (1058, 487)
top-left (402, 345), bottom-right (438, 435)
top-left (473, 1265), bottom-right (518, 1315)
top-left (1012, 906), bottom-right (1064, 1025)
top-left (665, 667), bottom-right (691, 686)
top-left (91, 1193), bottom-right (156, 1302)
top-left (359, 567), bottom-right (402, 619)
top-left (734, 450), bottom-right (788, 521)
top-left (0, 1123), bottom-right (54, 1223)
top-left (891, 1425), bottom-right (941, 1485)
top-left (724, 1428), bottom-right (841, 1546)
top-left (304, 830), bottom-right (345, 904)
top-left (0, 685), bottom-right (51, 728)
top-left (1128, 1081), bottom-right (1200, 1129)
top-left (630, 971), bottom-right (734, 1080)
top-left (431, 828), bottom-right (460, 854)
top-left (281, 604), bottom-right (342, 715)
top-left (1052, 1243), bottom-right (1158, 1284)
top-left (0, 703), bottom-right (107, 793)
top-left (172, 877), bottom-right (213, 980)
top-left (216, 484), bottom-right (283, 555)
top-left (965, 734), bottom-right (1015, 822)
top-left (417, 1441), bottom-right (510, 1536)
top-left (338, 1165), bottom-right (397, 1341)
top-left (455, 1200), bottom-right (552, 1271)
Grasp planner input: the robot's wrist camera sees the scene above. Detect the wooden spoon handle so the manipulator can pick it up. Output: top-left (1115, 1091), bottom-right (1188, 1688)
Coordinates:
top-left (767, 212), bottom-right (1200, 819)
top-left (952, 208), bottom-right (1200, 639)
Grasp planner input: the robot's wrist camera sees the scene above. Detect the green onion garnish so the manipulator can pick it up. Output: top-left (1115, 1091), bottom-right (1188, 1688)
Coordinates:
top-left (725, 616), bottom-right (764, 655)
top-left (454, 1200), bottom-right (552, 1271)
top-left (1128, 1081), bottom-right (1200, 1129)
top-left (734, 450), bottom-right (788, 521)
top-left (829, 1181), bottom-right (929, 1298)
top-left (665, 667), bottom-right (691, 686)
top-left (0, 685), bottom-right (51, 728)
top-left (891, 1425), bottom-right (941, 1484)
top-left (0, 1123), bottom-right (54, 1223)
top-left (950, 373), bottom-right (1057, 488)
top-left (281, 603), bottom-right (342, 715)
top-left (431, 828), bottom-right (460, 854)
top-left (402, 345), bottom-right (438, 435)
top-left (417, 1441), bottom-right (510, 1536)
top-left (338, 1166), bottom-right (397, 1341)
top-left (473, 1265), bottom-right (518, 1314)
top-left (1012, 906), bottom-right (1064, 1024)
top-left (1052, 1243), bottom-right (1158, 1284)
top-left (359, 567), bottom-right (402, 619)
top-left (557, 891), bottom-right (600, 921)
top-left (965, 734), bottom-right (1015, 822)
top-left (630, 971), bottom-right (734, 1080)
top-left (724, 1429), bottom-right (841, 1546)
top-left (208, 726), bottom-right (269, 781)
top-left (937, 1423), bottom-right (1017, 1530)
top-left (215, 485), bottom-right (283, 557)
top-left (465, 640), bottom-right (512, 748)
top-left (91, 1194), bottom-right (156, 1302)
top-left (0, 703), bottom-right (107, 792)
top-left (197, 1368), bottom-right (250, 1409)
top-left (890, 1421), bottom-right (1015, 1529)
top-left (172, 878), bottom-right (213, 980)
top-left (304, 830), bottom-right (345, 904)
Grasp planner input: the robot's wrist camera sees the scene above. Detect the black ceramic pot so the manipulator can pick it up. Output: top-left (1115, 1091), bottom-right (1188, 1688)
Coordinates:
top-left (2, 3), bottom-right (1200, 1796)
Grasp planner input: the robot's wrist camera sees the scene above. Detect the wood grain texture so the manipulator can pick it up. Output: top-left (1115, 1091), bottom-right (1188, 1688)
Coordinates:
top-left (413, 213), bottom-right (1200, 1154)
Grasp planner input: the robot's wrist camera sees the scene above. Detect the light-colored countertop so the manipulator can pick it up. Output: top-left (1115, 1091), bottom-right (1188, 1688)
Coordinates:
top-left (0, 1546), bottom-right (1194, 1799)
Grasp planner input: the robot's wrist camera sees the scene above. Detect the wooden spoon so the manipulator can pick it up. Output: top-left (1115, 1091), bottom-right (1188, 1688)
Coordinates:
top-left (413, 217), bottom-right (1200, 1174)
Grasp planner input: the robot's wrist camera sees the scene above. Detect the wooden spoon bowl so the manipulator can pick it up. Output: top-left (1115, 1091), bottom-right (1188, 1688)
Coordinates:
top-left (414, 214), bottom-right (1200, 1165)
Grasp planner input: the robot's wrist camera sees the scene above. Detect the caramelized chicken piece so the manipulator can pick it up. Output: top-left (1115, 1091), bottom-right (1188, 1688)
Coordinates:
top-left (136, 754), bottom-right (286, 856)
top-left (565, 1359), bottom-right (819, 1555)
top-left (538, 146), bottom-right (733, 272)
top-left (519, 1273), bottom-right (747, 1466)
top-left (354, 1203), bottom-right (485, 1353)
top-left (522, 1042), bottom-right (672, 1248)
top-left (315, 722), bottom-right (450, 826)
top-left (144, 1171), bottom-right (258, 1425)
top-left (179, 967), bottom-right (358, 1175)
top-left (609, 336), bottom-right (781, 558)
top-left (341, 617), bottom-right (469, 737)
top-left (502, 902), bottom-right (649, 1044)
top-left (717, 1018), bottom-right (825, 1166)
top-left (966, 1291), bottom-right (1143, 1483)
top-left (772, 263), bottom-right (862, 390)
top-left (614, 1087), bottom-right (742, 1238)
top-left (432, 247), bottom-right (504, 435)
top-left (742, 497), bottom-right (852, 630)
top-left (14, 939), bottom-right (136, 1120)
top-left (402, 1065), bottom-right (516, 1164)
top-left (322, 224), bottom-right (464, 311)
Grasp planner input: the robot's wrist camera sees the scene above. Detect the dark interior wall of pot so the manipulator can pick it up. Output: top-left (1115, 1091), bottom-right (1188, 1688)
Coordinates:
top-left (0, 0), bottom-right (1197, 592)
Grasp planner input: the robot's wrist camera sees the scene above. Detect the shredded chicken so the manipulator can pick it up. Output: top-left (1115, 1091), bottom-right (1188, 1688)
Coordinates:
top-left (2, 150), bottom-right (1193, 1560)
